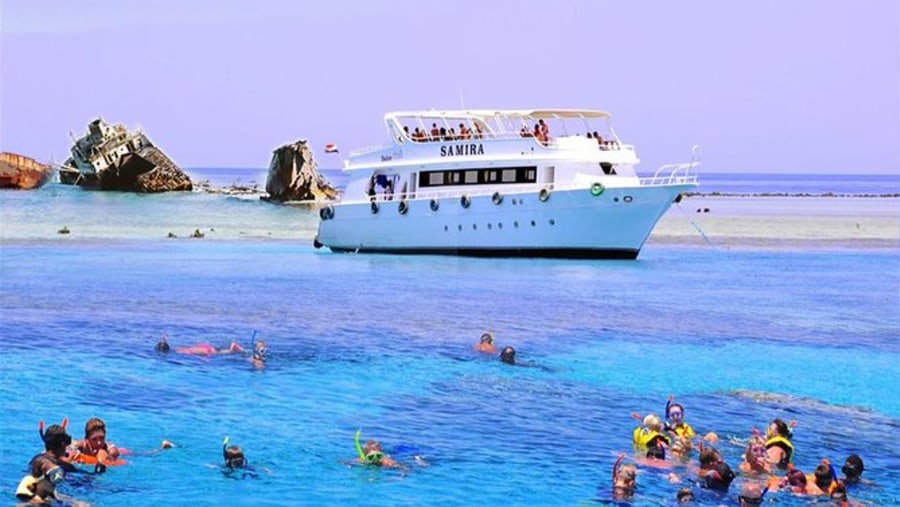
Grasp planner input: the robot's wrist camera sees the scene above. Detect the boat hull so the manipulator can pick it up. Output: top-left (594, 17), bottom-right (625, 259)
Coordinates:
top-left (315, 183), bottom-right (693, 259)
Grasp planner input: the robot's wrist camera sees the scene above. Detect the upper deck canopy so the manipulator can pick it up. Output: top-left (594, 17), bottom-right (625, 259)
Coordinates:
top-left (386, 109), bottom-right (611, 122)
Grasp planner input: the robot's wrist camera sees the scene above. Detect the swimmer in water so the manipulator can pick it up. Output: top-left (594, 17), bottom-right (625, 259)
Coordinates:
top-left (17, 423), bottom-right (85, 505)
top-left (250, 340), bottom-right (268, 369)
top-left (738, 481), bottom-right (766, 506)
top-left (500, 346), bottom-right (517, 365)
top-left (474, 332), bottom-right (497, 354)
top-left (841, 454), bottom-right (864, 484)
top-left (220, 437), bottom-right (268, 477)
top-left (698, 446), bottom-right (735, 492)
top-left (611, 454), bottom-right (636, 500)
top-left (70, 417), bottom-right (120, 472)
top-left (175, 340), bottom-right (244, 356)
top-left (663, 398), bottom-right (695, 438)
top-left (764, 418), bottom-right (794, 469)
top-left (739, 435), bottom-right (770, 476)
top-left (351, 430), bottom-right (400, 469)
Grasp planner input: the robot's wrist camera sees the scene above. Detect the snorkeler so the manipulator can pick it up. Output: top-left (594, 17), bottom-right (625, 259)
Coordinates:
top-left (155, 334), bottom-right (171, 353)
top-left (69, 417), bottom-right (121, 472)
top-left (176, 340), bottom-right (244, 355)
top-left (764, 418), bottom-right (795, 469)
top-left (250, 339), bottom-right (268, 369)
top-left (474, 332), bottom-right (497, 354)
top-left (739, 435), bottom-right (771, 475)
top-left (841, 454), bottom-right (864, 484)
top-left (632, 414), bottom-right (672, 451)
top-left (499, 345), bottom-right (517, 365)
top-left (219, 437), bottom-right (268, 477)
top-left (738, 482), bottom-right (767, 506)
top-left (663, 396), bottom-right (695, 438)
top-left (17, 423), bottom-right (82, 504)
top-left (611, 454), bottom-right (636, 500)
top-left (352, 430), bottom-right (400, 468)
top-left (697, 446), bottom-right (735, 492)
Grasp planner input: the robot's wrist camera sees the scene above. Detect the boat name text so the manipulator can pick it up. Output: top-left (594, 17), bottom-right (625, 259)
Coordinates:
top-left (440, 144), bottom-right (484, 157)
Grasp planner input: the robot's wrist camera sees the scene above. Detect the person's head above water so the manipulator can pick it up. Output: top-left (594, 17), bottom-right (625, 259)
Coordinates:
top-left (362, 440), bottom-right (386, 465)
top-left (41, 424), bottom-right (72, 455)
top-left (499, 346), bottom-right (516, 365)
top-left (155, 335), bottom-right (170, 353)
top-left (643, 414), bottom-right (663, 432)
top-left (222, 437), bottom-right (246, 468)
top-left (252, 340), bottom-right (268, 363)
top-left (479, 332), bottom-right (494, 345)
top-left (842, 454), bottom-right (864, 482)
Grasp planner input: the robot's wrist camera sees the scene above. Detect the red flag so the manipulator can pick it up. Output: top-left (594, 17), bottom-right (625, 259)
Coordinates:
top-left (324, 143), bottom-right (339, 153)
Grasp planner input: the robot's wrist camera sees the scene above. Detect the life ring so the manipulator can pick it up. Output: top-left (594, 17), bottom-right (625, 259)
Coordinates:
top-left (398, 200), bottom-right (408, 215)
top-left (538, 188), bottom-right (550, 202)
top-left (319, 205), bottom-right (335, 220)
top-left (590, 182), bottom-right (604, 196)
top-left (370, 201), bottom-right (379, 214)
top-left (430, 199), bottom-right (440, 212)
top-left (492, 192), bottom-right (503, 205)
top-left (460, 195), bottom-right (471, 209)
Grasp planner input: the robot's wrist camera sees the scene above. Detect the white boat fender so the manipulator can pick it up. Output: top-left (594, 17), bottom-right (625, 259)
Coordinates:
top-left (591, 183), bottom-right (605, 196)
top-left (492, 192), bottom-right (503, 205)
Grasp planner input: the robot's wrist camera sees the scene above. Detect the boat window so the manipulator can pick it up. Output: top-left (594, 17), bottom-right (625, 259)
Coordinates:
top-left (418, 166), bottom-right (537, 188)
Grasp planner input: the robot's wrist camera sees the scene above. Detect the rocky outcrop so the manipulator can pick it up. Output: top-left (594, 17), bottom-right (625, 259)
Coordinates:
top-left (263, 139), bottom-right (338, 202)
top-left (0, 152), bottom-right (53, 189)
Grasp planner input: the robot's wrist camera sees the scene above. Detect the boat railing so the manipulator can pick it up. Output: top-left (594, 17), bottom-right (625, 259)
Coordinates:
top-left (348, 135), bottom-right (635, 158)
top-left (640, 162), bottom-right (699, 186)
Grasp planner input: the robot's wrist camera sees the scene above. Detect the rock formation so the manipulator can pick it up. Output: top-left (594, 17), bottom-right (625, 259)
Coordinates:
top-left (263, 139), bottom-right (338, 202)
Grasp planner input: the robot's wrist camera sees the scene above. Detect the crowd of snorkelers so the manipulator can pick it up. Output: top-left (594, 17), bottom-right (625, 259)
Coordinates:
top-left (17, 330), bottom-right (870, 505)
top-left (613, 397), bottom-right (867, 506)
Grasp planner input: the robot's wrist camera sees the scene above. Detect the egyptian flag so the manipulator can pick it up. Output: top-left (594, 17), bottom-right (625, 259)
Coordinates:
top-left (324, 143), bottom-right (339, 153)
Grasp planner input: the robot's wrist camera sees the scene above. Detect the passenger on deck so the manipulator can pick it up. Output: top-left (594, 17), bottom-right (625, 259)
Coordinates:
top-left (520, 125), bottom-right (532, 137)
top-left (430, 123), bottom-right (440, 141)
top-left (594, 131), bottom-right (605, 149)
top-left (474, 124), bottom-right (484, 139)
top-left (533, 124), bottom-right (545, 144)
top-left (459, 123), bottom-right (471, 140)
top-left (402, 126), bottom-right (410, 142)
top-left (439, 127), bottom-right (448, 141)
top-left (449, 127), bottom-right (457, 140)
top-left (539, 119), bottom-right (549, 140)
top-left (413, 127), bottom-right (425, 142)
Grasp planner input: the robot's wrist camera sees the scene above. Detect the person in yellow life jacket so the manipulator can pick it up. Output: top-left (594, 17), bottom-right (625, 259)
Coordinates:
top-left (633, 414), bottom-right (671, 451)
top-left (764, 418), bottom-right (794, 469)
top-left (807, 459), bottom-right (840, 496)
top-left (663, 401), bottom-right (695, 439)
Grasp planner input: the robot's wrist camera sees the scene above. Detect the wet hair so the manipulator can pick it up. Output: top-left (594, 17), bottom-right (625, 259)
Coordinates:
top-left (500, 346), bottom-right (516, 365)
top-left (224, 445), bottom-right (246, 468)
top-left (813, 463), bottom-right (834, 489)
top-left (676, 487), bottom-right (693, 503)
top-left (771, 418), bottom-right (792, 439)
top-left (703, 461), bottom-right (735, 491)
top-left (84, 417), bottom-right (106, 439)
top-left (479, 332), bottom-right (493, 344)
top-left (646, 444), bottom-right (665, 460)
top-left (785, 467), bottom-right (807, 487)
top-left (41, 425), bottom-right (71, 453)
top-left (842, 454), bottom-right (864, 480)
top-left (830, 480), bottom-right (848, 501)
top-left (155, 338), bottom-right (170, 353)
top-left (643, 414), bottom-right (662, 432)
top-left (668, 403), bottom-right (685, 416)
top-left (615, 463), bottom-right (636, 484)
top-left (699, 447), bottom-right (719, 468)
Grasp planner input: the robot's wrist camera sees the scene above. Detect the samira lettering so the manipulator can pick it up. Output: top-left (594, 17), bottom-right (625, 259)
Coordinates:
top-left (440, 144), bottom-right (484, 157)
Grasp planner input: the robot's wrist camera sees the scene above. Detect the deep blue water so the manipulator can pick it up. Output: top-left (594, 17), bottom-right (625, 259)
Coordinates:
top-left (1, 176), bottom-right (899, 506)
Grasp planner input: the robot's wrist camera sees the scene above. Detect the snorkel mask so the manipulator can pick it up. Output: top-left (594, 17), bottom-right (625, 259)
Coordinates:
top-left (253, 346), bottom-right (268, 362)
top-left (480, 333), bottom-right (493, 345)
top-left (222, 437), bottom-right (246, 468)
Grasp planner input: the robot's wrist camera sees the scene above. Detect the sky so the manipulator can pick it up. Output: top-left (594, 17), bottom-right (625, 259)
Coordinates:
top-left (1, 0), bottom-right (898, 174)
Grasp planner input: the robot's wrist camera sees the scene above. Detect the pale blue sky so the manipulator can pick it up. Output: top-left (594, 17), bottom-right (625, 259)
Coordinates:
top-left (1, 0), bottom-right (898, 173)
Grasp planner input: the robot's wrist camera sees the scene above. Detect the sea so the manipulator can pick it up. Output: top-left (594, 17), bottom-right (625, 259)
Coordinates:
top-left (1, 169), bottom-right (898, 506)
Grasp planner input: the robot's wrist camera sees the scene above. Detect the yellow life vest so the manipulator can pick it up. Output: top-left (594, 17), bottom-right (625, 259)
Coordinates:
top-left (765, 435), bottom-right (794, 466)
top-left (671, 422), bottom-right (695, 438)
top-left (633, 427), bottom-right (671, 448)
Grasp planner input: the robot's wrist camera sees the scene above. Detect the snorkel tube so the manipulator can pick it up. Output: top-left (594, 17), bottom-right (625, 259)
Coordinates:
top-left (665, 394), bottom-right (673, 421)
top-left (222, 436), bottom-right (230, 462)
top-left (612, 453), bottom-right (625, 485)
top-left (38, 417), bottom-right (68, 441)
top-left (354, 430), bottom-right (365, 462)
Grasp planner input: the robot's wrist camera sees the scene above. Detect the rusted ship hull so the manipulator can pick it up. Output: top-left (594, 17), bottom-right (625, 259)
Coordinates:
top-left (0, 152), bottom-right (53, 189)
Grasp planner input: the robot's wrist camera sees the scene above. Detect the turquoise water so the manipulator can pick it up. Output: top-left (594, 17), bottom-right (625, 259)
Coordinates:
top-left (1, 178), bottom-right (899, 506)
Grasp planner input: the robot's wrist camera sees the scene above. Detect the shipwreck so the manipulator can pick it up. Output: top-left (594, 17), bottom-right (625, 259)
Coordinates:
top-left (0, 152), bottom-right (53, 189)
top-left (59, 118), bottom-right (192, 192)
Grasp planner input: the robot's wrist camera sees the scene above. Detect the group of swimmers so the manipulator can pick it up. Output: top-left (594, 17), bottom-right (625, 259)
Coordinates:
top-left (16, 417), bottom-right (172, 504)
top-left (613, 396), bottom-right (867, 505)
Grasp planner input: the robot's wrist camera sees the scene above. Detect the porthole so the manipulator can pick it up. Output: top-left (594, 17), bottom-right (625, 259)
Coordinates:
top-left (613, 197), bottom-right (620, 203)
top-left (444, 225), bottom-right (448, 232)
top-left (473, 223), bottom-right (477, 230)
top-left (487, 223), bottom-right (492, 230)
top-left (458, 224), bottom-right (462, 231)
top-left (530, 220), bottom-right (536, 227)
top-left (514, 221), bottom-right (519, 228)
top-left (549, 219), bottom-right (555, 225)
top-left (498, 223), bottom-right (503, 229)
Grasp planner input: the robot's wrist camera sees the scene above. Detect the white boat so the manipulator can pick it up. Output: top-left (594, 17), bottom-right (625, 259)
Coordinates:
top-left (314, 109), bottom-right (699, 259)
